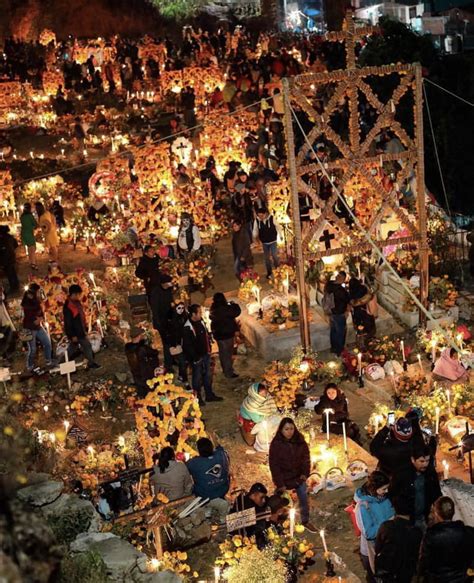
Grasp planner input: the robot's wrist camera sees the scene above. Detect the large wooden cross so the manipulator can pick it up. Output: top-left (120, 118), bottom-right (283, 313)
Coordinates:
top-left (283, 10), bottom-right (429, 349)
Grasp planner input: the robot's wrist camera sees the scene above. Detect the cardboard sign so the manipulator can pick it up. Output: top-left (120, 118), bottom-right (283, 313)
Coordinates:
top-left (226, 507), bottom-right (256, 533)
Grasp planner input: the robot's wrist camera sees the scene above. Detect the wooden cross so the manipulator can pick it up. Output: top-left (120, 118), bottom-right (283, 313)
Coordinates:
top-left (319, 229), bottom-right (336, 250)
top-left (60, 350), bottom-right (76, 390)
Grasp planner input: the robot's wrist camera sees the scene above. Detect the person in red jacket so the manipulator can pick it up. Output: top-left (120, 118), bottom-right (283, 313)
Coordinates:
top-left (269, 417), bottom-right (316, 533)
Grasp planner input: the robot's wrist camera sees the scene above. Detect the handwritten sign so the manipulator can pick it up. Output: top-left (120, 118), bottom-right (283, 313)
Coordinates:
top-left (226, 507), bottom-right (256, 533)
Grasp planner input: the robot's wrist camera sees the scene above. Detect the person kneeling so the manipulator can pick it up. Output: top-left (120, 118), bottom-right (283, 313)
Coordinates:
top-left (314, 383), bottom-right (361, 443)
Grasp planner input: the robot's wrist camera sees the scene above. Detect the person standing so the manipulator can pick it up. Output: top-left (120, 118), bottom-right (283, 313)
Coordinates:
top-left (148, 271), bottom-right (174, 372)
top-left (21, 283), bottom-right (54, 371)
top-left (209, 292), bottom-right (241, 379)
top-left (354, 471), bottom-right (394, 582)
top-left (124, 326), bottom-right (160, 398)
top-left (177, 213), bottom-right (201, 258)
top-left (269, 417), bottom-right (316, 532)
top-left (349, 276), bottom-right (376, 346)
top-left (419, 496), bottom-right (474, 583)
top-left (35, 202), bottom-right (59, 262)
top-left (182, 304), bottom-right (222, 405)
top-left (389, 444), bottom-right (442, 530)
top-left (370, 417), bottom-right (415, 477)
top-left (231, 218), bottom-right (253, 279)
top-left (252, 208), bottom-right (281, 278)
top-left (374, 495), bottom-right (423, 583)
top-left (0, 225), bottom-right (19, 293)
top-left (20, 203), bottom-right (38, 270)
top-left (63, 284), bottom-right (100, 370)
top-left (165, 302), bottom-right (188, 383)
top-left (324, 271), bottom-right (350, 356)
top-left (135, 245), bottom-right (159, 297)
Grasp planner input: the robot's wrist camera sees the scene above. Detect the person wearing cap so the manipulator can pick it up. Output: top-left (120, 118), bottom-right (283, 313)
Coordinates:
top-left (389, 444), bottom-right (441, 530)
top-left (269, 417), bottom-right (316, 532)
top-left (370, 416), bottom-right (415, 477)
top-left (124, 326), bottom-right (160, 398)
top-left (231, 482), bottom-right (268, 538)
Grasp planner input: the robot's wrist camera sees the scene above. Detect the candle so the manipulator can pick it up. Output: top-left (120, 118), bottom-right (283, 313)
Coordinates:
top-left (72, 227), bottom-right (77, 245)
top-left (289, 507), bottom-right (296, 537)
top-left (324, 409), bottom-right (334, 442)
top-left (442, 460), bottom-right (449, 480)
top-left (342, 421), bottom-right (348, 454)
top-left (390, 371), bottom-right (396, 389)
top-left (214, 566), bottom-right (220, 583)
top-left (252, 285), bottom-right (261, 306)
top-left (97, 318), bottom-right (104, 338)
top-left (357, 352), bottom-right (362, 376)
top-left (417, 354), bottom-right (423, 372)
top-left (400, 340), bottom-right (406, 362)
top-left (435, 406), bottom-right (440, 435)
top-left (89, 272), bottom-right (97, 289)
top-left (446, 389), bottom-right (452, 415)
top-left (63, 420), bottom-right (70, 433)
top-left (320, 529), bottom-right (328, 554)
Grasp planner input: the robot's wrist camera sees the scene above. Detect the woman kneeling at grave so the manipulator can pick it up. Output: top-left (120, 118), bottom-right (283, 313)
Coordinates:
top-left (314, 383), bottom-right (361, 444)
top-left (238, 381), bottom-right (278, 446)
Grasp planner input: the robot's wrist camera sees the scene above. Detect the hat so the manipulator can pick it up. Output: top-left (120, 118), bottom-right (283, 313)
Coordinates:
top-left (130, 326), bottom-right (145, 338)
top-left (392, 418), bottom-right (413, 442)
top-left (248, 482), bottom-right (268, 496)
top-left (267, 494), bottom-right (289, 513)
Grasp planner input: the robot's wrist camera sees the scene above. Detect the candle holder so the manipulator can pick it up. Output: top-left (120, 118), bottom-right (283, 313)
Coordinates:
top-left (402, 360), bottom-right (408, 372)
top-left (325, 557), bottom-right (336, 577)
top-left (358, 374), bottom-right (364, 388)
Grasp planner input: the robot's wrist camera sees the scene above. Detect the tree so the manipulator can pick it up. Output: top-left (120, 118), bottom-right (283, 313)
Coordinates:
top-left (148, 0), bottom-right (208, 20)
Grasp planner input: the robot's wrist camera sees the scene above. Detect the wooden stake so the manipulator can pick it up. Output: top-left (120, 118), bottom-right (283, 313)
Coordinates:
top-left (283, 77), bottom-right (311, 352)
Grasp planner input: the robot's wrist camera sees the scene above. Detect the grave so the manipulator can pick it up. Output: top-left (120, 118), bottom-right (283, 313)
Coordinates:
top-left (376, 268), bottom-right (459, 329)
top-left (239, 301), bottom-right (402, 361)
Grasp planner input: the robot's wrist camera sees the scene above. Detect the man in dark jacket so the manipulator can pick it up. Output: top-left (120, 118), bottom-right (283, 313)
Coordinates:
top-left (419, 496), bottom-right (474, 583)
top-left (63, 284), bottom-right (100, 369)
top-left (374, 495), bottom-right (423, 582)
top-left (182, 304), bottom-right (222, 405)
top-left (231, 218), bottom-right (253, 279)
top-left (164, 302), bottom-right (188, 383)
top-left (0, 225), bottom-right (19, 293)
top-left (210, 292), bottom-right (241, 379)
top-left (124, 326), bottom-right (160, 398)
top-left (148, 271), bottom-right (173, 371)
top-left (252, 208), bottom-right (281, 278)
top-left (325, 271), bottom-right (350, 356)
top-left (389, 444), bottom-right (442, 528)
top-left (370, 417), bottom-right (415, 477)
top-left (135, 245), bottom-right (159, 296)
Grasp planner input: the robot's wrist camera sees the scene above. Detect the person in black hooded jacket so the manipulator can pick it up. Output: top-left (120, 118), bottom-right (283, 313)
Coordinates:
top-left (124, 326), bottom-right (160, 398)
top-left (314, 383), bottom-right (360, 442)
top-left (210, 292), bottom-right (241, 379)
top-left (164, 302), bottom-right (188, 383)
top-left (420, 496), bottom-right (474, 583)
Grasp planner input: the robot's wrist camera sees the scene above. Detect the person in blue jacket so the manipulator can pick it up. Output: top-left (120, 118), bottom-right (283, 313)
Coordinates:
top-left (354, 471), bottom-right (394, 583)
top-left (186, 436), bottom-right (230, 523)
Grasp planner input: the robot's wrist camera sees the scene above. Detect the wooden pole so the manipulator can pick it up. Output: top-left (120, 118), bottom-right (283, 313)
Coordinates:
top-left (415, 64), bottom-right (429, 326)
top-left (282, 77), bottom-right (311, 352)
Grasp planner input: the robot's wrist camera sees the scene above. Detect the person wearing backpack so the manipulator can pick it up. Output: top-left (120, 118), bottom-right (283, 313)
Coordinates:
top-left (324, 271), bottom-right (350, 356)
